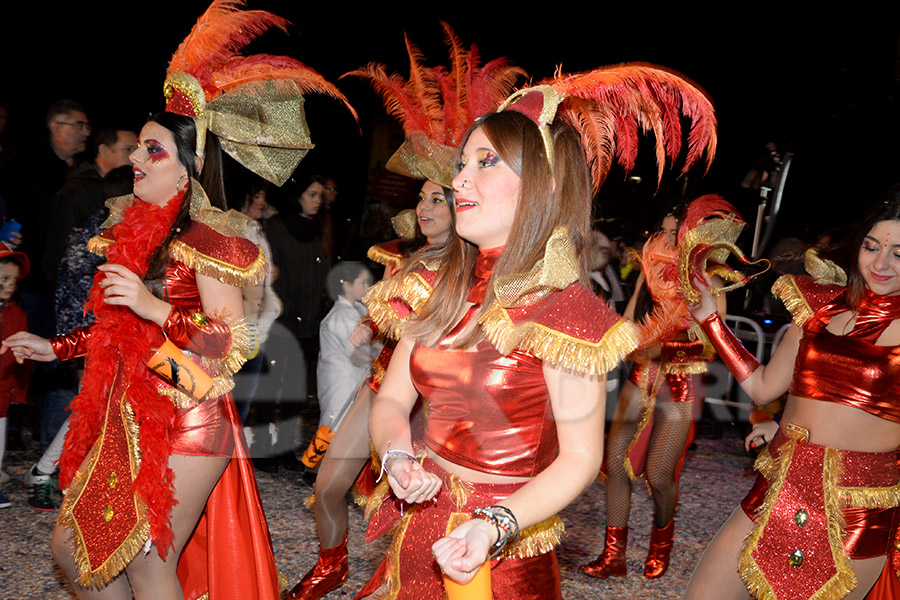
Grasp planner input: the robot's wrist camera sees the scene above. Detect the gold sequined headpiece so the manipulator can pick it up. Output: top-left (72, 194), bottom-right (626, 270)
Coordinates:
top-left (675, 194), bottom-right (770, 303)
top-left (345, 23), bottom-right (525, 188)
top-left (497, 63), bottom-right (718, 193)
top-left (163, 0), bottom-right (356, 186)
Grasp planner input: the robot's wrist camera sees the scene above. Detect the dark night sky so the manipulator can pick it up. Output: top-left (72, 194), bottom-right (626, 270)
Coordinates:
top-left (2, 2), bottom-right (899, 246)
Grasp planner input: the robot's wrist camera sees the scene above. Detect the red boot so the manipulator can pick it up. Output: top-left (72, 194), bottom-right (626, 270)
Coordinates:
top-left (287, 535), bottom-right (349, 600)
top-left (644, 519), bottom-right (674, 579)
top-left (580, 526), bottom-right (628, 578)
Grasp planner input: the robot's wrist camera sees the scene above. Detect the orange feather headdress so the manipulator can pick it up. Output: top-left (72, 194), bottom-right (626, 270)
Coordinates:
top-left (344, 22), bottom-right (526, 188)
top-left (498, 63), bottom-right (717, 193)
top-left (163, 0), bottom-right (357, 185)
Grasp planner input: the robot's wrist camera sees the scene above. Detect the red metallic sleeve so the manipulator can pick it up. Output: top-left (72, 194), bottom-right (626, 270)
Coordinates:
top-left (699, 312), bottom-right (760, 383)
top-left (162, 306), bottom-right (232, 359)
top-left (50, 326), bottom-right (92, 362)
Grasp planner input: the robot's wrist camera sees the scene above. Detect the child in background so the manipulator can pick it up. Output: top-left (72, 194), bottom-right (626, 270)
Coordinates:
top-left (316, 262), bottom-right (380, 431)
top-left (0, 245), bottom-right (30, 508)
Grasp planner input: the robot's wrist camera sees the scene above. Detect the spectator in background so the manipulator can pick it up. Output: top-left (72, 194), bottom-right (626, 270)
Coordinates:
top-left (24, 164), bottom-right (135, 511)
top-left (0, 246), bottom-right (30, 509)
top-left (315, 262), bottom-right (379, 431)
top-left (232, 181), bottom-right (281, 424)
top-left (259, 171), bottom-right (332, 471)
top-left (44, 128), bottom-right (137, 286)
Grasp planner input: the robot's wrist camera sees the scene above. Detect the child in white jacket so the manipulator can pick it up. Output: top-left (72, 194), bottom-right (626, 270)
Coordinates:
top-left (316, 262), bottom-right (380, 430)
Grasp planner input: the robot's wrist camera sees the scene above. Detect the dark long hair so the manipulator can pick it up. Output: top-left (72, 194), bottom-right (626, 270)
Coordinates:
top-left (843, 184), bottom-right (900, 308)
top-left (144, 112), bottom-right (225, 279)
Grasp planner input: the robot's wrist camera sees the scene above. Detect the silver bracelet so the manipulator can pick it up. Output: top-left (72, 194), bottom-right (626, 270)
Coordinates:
top-left (473, 505), bottom-right (520, 560)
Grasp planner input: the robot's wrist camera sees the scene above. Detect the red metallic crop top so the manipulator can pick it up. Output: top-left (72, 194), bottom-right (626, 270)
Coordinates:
top-left (411, 247), bottom-right (556, 477)
top-left (789, 290), bottom-right (900, 424)
top-left (411, 313), bottom-right (557, 477)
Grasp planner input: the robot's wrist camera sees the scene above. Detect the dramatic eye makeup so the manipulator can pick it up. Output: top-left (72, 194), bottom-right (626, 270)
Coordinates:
top-left (456, 154), bottom-right (469, 172)
top-left (477, 150), bottom-right (500, 167)
top-left (419, 192), bottom-right (447, 204)
top-left (145, 140), bottom-right (171, 165)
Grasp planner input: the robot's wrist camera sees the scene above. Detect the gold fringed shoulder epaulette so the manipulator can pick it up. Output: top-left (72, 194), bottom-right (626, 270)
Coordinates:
top-left (772, 248), bottom-right (846, 327)
top-left (87, 232), bottom-right (114, 257)
top-left (367, 239), bottom-right (405, 273)
top-left (479, 282), bottom-right (639, 377)
top-left (362, 265), bottom-right (438, 340)
top-left (171, 222), bottom-right (266, 287)
top-left (772, 274), bottom-right (844, 328)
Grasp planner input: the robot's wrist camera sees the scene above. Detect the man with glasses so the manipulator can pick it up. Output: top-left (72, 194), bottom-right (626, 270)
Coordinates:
top-left (47, 101), bottom-right (90, 168)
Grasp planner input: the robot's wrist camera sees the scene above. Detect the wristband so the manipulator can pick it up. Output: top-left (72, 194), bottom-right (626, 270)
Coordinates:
top-left (376, 441), bottom-right (417, 483)
top-left (699, 312), bottom-right (759, 383)
top-left (473, 505), bottom-right (520, 560)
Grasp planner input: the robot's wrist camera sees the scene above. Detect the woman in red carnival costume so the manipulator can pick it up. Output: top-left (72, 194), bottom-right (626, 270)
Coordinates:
top-left (583, 196), bottom-right (744, 580)
top-left (682, 185), bottom-right (900, 600)
top-left (1, 2), bottom-right (354, 598)
top-left (358, 63), bottom-right (717, 599)
top-left (287, 26), bottom-right (521, 599)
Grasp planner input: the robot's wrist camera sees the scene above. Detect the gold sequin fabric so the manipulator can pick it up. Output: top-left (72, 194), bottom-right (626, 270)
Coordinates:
top-left (739, 429), bottom-right (900, 600)
top-left (386, 132), bottom-right (457, 189)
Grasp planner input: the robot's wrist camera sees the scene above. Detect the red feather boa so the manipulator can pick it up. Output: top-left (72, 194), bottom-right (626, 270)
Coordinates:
top-left (60, 192), bottom-right (183, 557)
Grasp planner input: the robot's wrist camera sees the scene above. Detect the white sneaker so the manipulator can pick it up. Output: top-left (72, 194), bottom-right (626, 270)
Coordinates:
top-left (24, 465), bottom-right (52, 488)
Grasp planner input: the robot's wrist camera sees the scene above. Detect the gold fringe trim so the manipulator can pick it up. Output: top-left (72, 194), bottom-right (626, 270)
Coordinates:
top-left (362, 271), bottom-right (434, 340)
top-left (753, 444), bottom-right (779, 481)
top-left (278, 571), bottom-right (290, 594)
top-left (479, 302), bottom-right (639, 377)
top-left (364, 480), bottom-right (392, 522)
top-left (738, 436), bottom-right (796, 600)
top-left (501, 516), bottom-right (566, 559)
top-left (61, 394), bottom-right (150, 589)
top-left (819, 447), bottom-right (857, 600)
top-left (303, 494), bottom-right (315, 510)
top-left (384, 506), bottom-right (417, 600)
top-left (739, 439), bottom-right (858, 600)
top-left (351, 486), bottom-right (369, 508)
top-left (837, 483), bottom-right (900, 508)
top-left (441, 513), bottom-right (565, 560)
top-left (87, 235), bottom-right (113, 257)
top-left (449, 474), bottom-right (474, 512)
top-left (158, 375), bottom-right (235, 409)
top-left (772, 274), bottom-right (814, 327)
top-left (200, 315), bottom-right (253, 379)
top-left (660, 361), bottom-right (709, 375)
top-left (624, 364), bottom-right (657, 481)
top-left (367, 244), bottom-right (404, 271)
top-left (170, 239), bottom-right (267, 287)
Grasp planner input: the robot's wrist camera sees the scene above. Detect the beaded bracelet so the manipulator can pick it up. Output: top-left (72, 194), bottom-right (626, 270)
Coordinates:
top-left (473, 505), bottom-right (520, 560)
top-left (376, 441), bottom-right (417, 483)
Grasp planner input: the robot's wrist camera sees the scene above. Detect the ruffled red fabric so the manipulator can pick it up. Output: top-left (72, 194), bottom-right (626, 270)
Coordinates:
top-left (60, 192), bottom-right (183, 557)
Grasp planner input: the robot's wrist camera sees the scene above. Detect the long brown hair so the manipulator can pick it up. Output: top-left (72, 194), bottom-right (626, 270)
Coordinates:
top-left (403, 110), bottom-right (593, 346)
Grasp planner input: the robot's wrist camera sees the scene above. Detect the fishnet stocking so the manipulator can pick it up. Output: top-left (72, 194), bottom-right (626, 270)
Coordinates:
top-left (604, 369), bottom-right (695, 528)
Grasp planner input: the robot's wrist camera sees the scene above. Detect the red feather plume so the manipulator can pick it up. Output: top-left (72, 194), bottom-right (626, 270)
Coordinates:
top-left (544, 63), bottom-right (717, 193)
top-left (344, 22), bottom-right (525, 148)
top-left (167, 0), bottom-right (356, 119)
